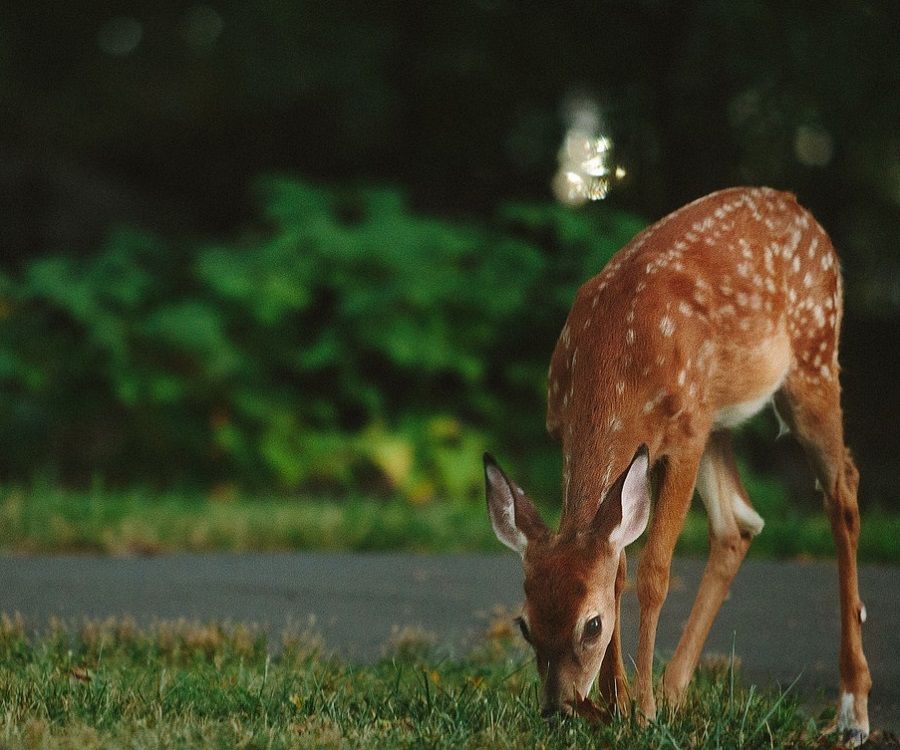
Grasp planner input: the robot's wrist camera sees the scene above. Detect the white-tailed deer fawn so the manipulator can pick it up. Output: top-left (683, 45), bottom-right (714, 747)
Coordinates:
top-left (484, 187), bottom-right (870, 745)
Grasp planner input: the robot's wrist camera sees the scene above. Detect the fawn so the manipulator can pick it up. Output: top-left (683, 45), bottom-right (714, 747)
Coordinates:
top-left (484, 187), bottom-right (870, 745)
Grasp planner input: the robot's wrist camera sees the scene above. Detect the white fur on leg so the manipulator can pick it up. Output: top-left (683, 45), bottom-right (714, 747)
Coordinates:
top-left (837, 691), bottom-right (869, 748)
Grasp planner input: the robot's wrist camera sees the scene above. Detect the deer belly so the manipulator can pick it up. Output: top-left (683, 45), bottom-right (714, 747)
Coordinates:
top-left (711, 331), bottom-right (791, 429)
top-left (713, 392), bottom-right (775, 429)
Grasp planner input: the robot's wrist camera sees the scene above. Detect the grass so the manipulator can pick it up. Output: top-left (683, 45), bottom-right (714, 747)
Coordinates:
top-left (2, 483), bottom-right (900, 563)
top-left (0, 613), bottom-right (841, 749)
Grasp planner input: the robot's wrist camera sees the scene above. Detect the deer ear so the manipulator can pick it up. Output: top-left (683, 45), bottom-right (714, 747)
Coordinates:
top-left (593, 445), bottom-right (651, 550)
top-left (484, 453), bottom-right (549, 556)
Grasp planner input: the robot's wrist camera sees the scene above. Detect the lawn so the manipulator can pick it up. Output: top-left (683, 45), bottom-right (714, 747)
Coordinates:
top-left (1, 484), bottom-right (899, 563)
top-left (0, 614), bottom-right (844, 749)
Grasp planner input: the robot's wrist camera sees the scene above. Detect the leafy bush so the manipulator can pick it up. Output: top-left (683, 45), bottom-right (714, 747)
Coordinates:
top-left (0, 179), bottom-right (644, 502)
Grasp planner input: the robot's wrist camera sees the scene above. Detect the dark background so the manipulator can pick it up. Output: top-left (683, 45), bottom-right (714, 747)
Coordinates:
top-left (2, 1), bottom-right (899, 509)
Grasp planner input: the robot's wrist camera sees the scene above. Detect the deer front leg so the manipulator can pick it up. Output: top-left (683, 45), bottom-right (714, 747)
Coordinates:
top-left (595, 550), bottom-right (629, 717)
top-left (634, 447), bottom-right (705, 721)
top-left (662, 430), bottom-right (761, 705)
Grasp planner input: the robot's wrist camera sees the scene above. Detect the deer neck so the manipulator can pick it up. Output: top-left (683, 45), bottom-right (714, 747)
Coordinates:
top-left (559, 403), bottom-right (647, 536)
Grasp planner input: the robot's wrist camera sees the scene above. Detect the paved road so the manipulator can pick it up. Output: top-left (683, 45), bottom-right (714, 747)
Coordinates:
top-left (0, 553), bottom-right (897, 731)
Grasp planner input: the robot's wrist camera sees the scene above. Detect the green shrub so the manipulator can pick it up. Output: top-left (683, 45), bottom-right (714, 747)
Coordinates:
top-left (0, 179), bottom-right (644, 502)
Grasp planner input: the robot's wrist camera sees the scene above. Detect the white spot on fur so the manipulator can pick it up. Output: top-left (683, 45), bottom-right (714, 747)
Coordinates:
top-left (813, 305), bottom-right (826, 327)
top-left (803, 272), bottom-right (813, 287)
top-left (626, 328), bottom-right (635, 345)
top-left (642, 388), bottom-right (668, 414)
top-left (659, 316), bottom-right (675, 337)
top-left (616, 381), bottom-right (625, 395)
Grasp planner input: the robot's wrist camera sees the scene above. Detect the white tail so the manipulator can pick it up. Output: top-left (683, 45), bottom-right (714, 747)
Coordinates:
top-left (485, 187), bottom-right (870, 745)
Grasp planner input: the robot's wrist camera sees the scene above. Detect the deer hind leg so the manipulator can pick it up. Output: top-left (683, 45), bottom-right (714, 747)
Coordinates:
top-left (634, 443), bottom-right (706, 721)
top-left (595, 550), bottom-right (629, 717)
top-left (775, 376), bottom-right (871, 747)
top-left (662, 430), bottom-right (763, 706)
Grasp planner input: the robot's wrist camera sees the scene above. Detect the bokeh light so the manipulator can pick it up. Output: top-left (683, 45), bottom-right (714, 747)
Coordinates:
top-left (794, 124), bottom-right (834, 167)
top-left (97, 17), bottom-right (143, 57)
top-left (552, 97), bottom-right (625, 206)
top-left (180, 5), bottom-right (225, 52)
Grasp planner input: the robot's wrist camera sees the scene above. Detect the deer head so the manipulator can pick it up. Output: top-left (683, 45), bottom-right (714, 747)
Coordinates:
top-left (484, 446), bottom-right (650, 716)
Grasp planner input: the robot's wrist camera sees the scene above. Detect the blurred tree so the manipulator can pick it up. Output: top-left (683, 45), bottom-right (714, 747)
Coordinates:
top-left (0, 179), bottom-right (643, 500)
top-left (1, 0), bottom-right (898, 504)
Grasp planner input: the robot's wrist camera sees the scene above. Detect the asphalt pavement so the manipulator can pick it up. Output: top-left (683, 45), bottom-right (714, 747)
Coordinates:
top-left (0, 553), bottom-right (897, 731)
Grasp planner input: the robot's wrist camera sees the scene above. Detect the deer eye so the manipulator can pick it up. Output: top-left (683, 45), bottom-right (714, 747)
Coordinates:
top-left (515, 616), bottom-right (531, 643)
top-left (583, 616), bottom-right (601, 642)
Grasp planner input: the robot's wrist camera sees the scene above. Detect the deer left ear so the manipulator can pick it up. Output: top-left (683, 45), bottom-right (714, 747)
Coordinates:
top-left (484, 453), bottom-right (549, 556)
top-left (593, 445), bottom-right (651, 550)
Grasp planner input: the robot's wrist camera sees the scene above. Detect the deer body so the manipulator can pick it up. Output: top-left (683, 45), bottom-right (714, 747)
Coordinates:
top-left (485, 187), bottom-right (870, 746)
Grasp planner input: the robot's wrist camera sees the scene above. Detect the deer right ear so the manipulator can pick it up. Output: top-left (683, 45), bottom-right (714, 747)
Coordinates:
top-left (593, 445), bottom-right (652, 551)
top-left (484, 453), bottom-right (548, 556)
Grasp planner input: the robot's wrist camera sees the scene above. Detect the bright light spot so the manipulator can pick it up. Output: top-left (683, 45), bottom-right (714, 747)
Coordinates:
top-left (794, 125), bottom-right (834, 167)
top-left (181, 5), bottom-right (224, 51)
top-left (552, 170), bottom-right (588, 205)
top-left (98, 17), bottom-right (142, 57)
top-left (553, 96), bottom-right (626, 206)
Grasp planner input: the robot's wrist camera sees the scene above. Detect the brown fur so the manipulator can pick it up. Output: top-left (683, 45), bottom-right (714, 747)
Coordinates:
top-left (492, 187), bottom-right (870, 743)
